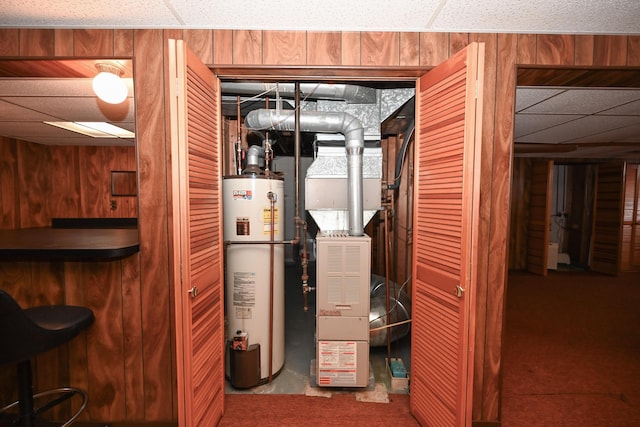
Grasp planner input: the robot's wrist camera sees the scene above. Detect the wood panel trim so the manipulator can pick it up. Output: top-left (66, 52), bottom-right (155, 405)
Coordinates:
top-left (210, 65), bottom-right (429, 80)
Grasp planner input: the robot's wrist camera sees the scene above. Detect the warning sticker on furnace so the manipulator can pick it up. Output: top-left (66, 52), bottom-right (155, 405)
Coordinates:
top-left (233, 272), bottom-right (256, 307)
top-left (317, 341), bottom-right (357, 386)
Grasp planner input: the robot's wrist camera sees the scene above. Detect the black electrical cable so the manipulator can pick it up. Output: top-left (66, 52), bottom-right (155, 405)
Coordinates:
top-left (387, 119), bottom-right (415, 190)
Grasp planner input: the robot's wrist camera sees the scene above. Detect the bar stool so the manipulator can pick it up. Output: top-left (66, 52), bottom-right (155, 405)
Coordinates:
top-left (0, 290), bottom-right (95, 427)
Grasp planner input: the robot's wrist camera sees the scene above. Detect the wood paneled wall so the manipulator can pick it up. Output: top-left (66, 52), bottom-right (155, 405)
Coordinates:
top-left (1, 28), bottom-right (638, 424)
top-left (0, 136), bottom-right (138, 420)
top-left (509, 158), bottom-right (532, 270)
top-left (0, 137), bottom-right (137, 227)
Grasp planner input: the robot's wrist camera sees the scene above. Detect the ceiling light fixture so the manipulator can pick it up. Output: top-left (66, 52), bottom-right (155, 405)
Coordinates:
top-left (44, 121), bottom-right (135, 138)
top-left (92, 63), bottom-right (128, 104)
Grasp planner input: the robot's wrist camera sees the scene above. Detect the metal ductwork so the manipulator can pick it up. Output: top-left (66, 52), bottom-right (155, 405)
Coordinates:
top-left (245, 109), bottom-right (365, 236)
top-left (244, 144), bottom-right (264, 174)
top-left (221, 82), bottom-right (377, 104)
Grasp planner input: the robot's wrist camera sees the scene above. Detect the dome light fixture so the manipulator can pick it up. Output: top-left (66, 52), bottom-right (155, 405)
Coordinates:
top-left (92, 63), bottom-right (128, 104)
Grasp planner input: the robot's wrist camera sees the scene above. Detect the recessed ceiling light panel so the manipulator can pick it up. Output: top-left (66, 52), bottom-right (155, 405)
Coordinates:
top-left (44, 121), bottom-right (135, 138)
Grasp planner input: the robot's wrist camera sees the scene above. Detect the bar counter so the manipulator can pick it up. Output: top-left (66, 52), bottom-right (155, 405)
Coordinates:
top-left (0, 227), bottom-right (140, 258)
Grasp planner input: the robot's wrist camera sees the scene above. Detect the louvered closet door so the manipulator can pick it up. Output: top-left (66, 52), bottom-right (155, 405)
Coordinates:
top-left (410, 42), bottom-right (484, 426)
top-left (591, 163), bottom-right (625, 275)
top-left (168, 39), bottom-right (224, 426)
top-left (622, 164), bottom-right (640, 271)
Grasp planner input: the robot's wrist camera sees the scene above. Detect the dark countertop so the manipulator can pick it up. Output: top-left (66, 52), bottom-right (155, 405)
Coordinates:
top-left (0, 227), bottom-right (140, 259)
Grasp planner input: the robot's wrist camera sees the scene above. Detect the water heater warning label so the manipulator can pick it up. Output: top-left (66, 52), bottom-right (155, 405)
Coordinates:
top-left (233, 272), bottom-right (256, 308)
top-left (318, 341), bottom-right (357, 386)
top-left (262, 208), bottom-right (280, 235)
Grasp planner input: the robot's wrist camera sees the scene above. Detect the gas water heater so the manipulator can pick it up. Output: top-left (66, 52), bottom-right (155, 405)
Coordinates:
top-left (223, 175), bottom-right (285, 387)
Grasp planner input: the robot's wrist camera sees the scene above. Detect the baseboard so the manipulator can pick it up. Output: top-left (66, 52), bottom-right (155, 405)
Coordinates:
top-left (74, 423), bottom-right (177, 427)
top-left (472, 421), bottom-right (501, 427)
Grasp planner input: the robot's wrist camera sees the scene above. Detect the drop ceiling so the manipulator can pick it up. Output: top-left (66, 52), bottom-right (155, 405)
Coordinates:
top-left (2, 0), bottom-right (639, 35)
top-left (1, 1), bottom-right (639, 159)
top-left (515, 87), bottom-right (640, 160)
top-left (0, 59), bottom-right (135, 147)
top-left (0, 77), bottom-right (135, 147)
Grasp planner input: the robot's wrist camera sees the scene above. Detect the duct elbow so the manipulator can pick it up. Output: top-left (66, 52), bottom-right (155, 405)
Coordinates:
top-left (244, 144), bottom-right (265, 174)
top-left (333, 84), bottom-right (377, 104)
top-left (342, 115), bottom-right (365, 151)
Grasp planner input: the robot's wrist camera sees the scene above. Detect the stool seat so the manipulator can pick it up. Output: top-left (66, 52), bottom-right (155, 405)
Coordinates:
top-left (0, 290), bottom-right (94, 427)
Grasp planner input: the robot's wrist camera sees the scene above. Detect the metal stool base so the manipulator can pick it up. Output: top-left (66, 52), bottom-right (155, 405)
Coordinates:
top-left (0, 386), bottom-right (88, 427)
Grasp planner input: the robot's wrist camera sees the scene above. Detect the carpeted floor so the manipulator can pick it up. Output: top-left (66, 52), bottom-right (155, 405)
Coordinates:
top-left (217, 270), bottom-right (640, 426)
top-left (219, 393), bottom-right (419, 426)
top-left (501, 270), bottom-right (640, 426)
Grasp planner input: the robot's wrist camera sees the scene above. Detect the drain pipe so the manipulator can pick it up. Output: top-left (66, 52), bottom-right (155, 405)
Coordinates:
top-left (245, 109), bottom-right (365, 236)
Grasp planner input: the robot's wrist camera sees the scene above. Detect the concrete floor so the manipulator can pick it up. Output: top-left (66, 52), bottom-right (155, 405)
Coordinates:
top-left (225, 263), bottom-right (411, 395)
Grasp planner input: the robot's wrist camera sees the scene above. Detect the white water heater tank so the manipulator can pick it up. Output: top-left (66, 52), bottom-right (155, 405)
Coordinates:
top-left (223, 175), bottom-right (285, 383)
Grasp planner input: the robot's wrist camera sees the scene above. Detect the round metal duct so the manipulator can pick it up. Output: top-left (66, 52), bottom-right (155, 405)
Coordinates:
top-left (369, 274), bottom-right (411, 347)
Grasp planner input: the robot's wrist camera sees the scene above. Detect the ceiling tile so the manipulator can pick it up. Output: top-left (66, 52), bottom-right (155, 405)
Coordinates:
top-left (515, 88), bottom-right (565, 112)
top-left (569, 123), bottom-right (640, 144)
top-left (522, 89), bottom-right (640, 114)
top-left (598, 99), bottom-right (640, 116)
top-left (4, 96), bottom-right (134, 123)
top-left (430, 0), bottom-right (640, 34)
top-left (517, 115), bottom-right (638, 143)
top-left (2, 0), bottom-right (639, 34)
top-left (514, 113), bottom-right (582, 138)
top-left (0, 100), bottom-right (58, 121)
top-left (0, 0), bottom-right (180, 28)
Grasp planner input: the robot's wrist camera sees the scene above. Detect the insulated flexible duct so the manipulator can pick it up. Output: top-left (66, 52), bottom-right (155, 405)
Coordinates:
top-left (245, 109), bottom-right (365, 236)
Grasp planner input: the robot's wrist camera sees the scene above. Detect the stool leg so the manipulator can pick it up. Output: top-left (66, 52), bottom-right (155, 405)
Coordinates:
top-left (17, 360), bottom-right (35, 427)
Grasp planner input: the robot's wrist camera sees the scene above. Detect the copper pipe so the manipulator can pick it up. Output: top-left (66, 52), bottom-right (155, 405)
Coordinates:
top-left (294, 83), bottom-right (301, 239)
top-left (383, 198), bottom-right (392, 360)
top-left (300, 220), bottom-right (310, 311)
top-left (236, 96), bottom-right (242, 175)
top-left (267, 191), bottom-right (276, 382)
top-left (294, 82), bottom-right (311, 310)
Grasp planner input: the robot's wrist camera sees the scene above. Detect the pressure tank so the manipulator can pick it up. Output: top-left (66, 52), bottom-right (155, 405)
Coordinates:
top-left (223, 175), bottom-right (285, 385)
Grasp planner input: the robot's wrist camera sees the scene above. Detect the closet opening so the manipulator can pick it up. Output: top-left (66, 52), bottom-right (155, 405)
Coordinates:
top-left (218, 79), bottom-right (416, 395)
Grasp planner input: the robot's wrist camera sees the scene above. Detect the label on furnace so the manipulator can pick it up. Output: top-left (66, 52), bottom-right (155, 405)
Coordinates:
top-left (317, 341), bottom-right (357, 386)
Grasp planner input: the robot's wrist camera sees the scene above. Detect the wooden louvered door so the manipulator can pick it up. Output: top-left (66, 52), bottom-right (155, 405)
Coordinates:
top-left (526, 160), bottom-right (553, 275)
top-left (622, 163), bottom-right (640, 271)
top-left (591, 163), bottom-right (625, 275)
top-left (168, 39), bottom-right (225, 426)
top-left (410, 42), bottom-right (484, 426)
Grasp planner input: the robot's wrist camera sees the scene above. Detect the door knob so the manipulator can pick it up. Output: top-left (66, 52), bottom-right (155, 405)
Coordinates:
top-left (454, 285), bottom-right (465, 298)
top-left (188, 286), bottom-right (198, 298)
